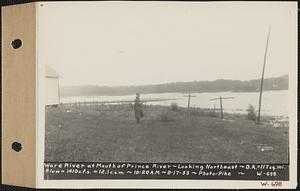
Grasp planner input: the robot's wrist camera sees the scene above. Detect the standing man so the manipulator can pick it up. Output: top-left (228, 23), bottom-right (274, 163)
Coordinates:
top-left (134, 92), bottom-right (143, 123)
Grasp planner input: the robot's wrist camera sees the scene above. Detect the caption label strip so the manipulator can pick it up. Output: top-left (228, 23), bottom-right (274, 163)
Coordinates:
top-left (44, 162), bottom-right (288, 180)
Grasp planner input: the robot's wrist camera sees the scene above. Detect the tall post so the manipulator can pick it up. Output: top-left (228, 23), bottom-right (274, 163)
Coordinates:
top-left (220, 96), bottom-right (223, 119)
top-left (210, 96), bottom-right (233, 119)
top-left (187, 94), bottom-right (191, 118)
top-left (184, 93), bottom-right (196, 119)
top-left (257, 25), bottom-right (271, 123)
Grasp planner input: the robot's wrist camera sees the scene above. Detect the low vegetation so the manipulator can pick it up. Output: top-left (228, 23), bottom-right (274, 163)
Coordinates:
top-left (190, 108), bottom-right (219, 118)
top-left (247, 104), bottom-right (257, 121)
top-left (157, 112), bottom-right (177, 122)
top-left (170, 102), bottom-right (179, 111)
top-left (45, 104), bottom-right (288, 163)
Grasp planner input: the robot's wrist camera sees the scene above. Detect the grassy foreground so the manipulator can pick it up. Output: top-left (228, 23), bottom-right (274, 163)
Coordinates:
top-left (45, 104), bottom-right (288, 163)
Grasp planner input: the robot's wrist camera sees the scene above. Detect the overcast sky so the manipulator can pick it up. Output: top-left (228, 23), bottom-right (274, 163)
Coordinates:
top-left (39, 2), bottom-right (297, 86)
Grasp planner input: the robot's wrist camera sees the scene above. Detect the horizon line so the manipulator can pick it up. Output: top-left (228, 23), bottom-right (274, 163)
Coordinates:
top-left (59, 74), bottom-right (288, 88)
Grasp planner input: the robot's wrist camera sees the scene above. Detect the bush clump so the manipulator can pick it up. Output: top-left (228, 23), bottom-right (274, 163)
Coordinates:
top-left (208, 110), bottom-right (219, 118)
top-left (157, 112), bottom-right (176, 122)
top-left (190, 109), bottom-right (218, 118)
top-left (247, 104), bottom-right (256, 121)
top-left (170, 102), bottom-right (179, 111)
top-left (190, 109), bottom-right (205, 116)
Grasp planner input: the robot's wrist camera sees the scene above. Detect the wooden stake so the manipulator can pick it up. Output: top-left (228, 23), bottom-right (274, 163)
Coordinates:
top-left (220, 96), bottom-right (223, 119)
top-left (184, 93), bottom-right (196, 119)
top-left (187, 94), bottom-right (191, 118)
top-left (210, 96), bottom-right (234, 119)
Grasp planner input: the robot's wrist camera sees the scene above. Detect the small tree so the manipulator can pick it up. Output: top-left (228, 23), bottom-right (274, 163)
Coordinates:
top-left (170, 102), bottom-right (179, 111)
top-left (247, 104), bottom-right (256, 121)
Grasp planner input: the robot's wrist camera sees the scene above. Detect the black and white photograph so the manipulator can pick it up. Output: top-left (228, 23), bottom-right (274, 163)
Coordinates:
top-left (38, 1), bottom-right (297, 188)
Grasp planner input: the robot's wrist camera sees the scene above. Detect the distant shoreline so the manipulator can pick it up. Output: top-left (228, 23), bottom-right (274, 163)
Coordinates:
top-left (60, 75), bottom-right (288, 97)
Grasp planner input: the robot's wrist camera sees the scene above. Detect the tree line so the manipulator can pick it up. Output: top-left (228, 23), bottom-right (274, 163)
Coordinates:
top-left (60, 75), bottom-right (288, 97)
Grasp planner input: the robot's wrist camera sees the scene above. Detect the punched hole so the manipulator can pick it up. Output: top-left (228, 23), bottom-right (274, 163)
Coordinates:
top-left (12, 142), bottom-right (22, 152)
top-left (11, 39), bottom-right (22, 49)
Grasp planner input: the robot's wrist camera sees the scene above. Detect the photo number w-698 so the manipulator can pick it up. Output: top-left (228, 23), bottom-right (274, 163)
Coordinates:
top-left (261, 181), bottom-right (282, 187)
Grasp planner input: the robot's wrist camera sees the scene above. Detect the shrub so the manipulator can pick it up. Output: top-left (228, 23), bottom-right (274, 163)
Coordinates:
top-left (208, 110), bottom-right (219, 118)
top-left (190, 109), bottom-right (205, 117)
top-left (157, 112), bottom-right (176, 122)
top-left (190, 108), bottom-right (218, 118)
top-left (170, 102), bottom-right (179, 111)
top-left (247, 104), bottom-right (256, 121)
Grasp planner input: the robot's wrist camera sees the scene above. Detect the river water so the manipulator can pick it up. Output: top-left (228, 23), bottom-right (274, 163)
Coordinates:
top-left (60, 90), bottom-right (288, 117)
